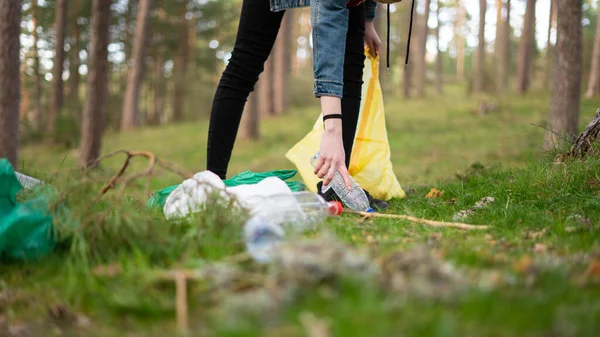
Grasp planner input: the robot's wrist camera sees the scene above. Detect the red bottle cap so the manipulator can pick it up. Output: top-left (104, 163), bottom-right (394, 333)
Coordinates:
top-left (327, 201), bottom-right (343, 216)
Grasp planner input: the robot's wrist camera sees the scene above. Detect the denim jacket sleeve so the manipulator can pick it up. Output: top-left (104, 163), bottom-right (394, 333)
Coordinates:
top-left (365, 0), bottom-right (377, 22)
top-left (310, 0), bottom-right (349, 98)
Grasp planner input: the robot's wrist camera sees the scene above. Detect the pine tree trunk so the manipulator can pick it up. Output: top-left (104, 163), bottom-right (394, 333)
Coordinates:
top-left (258, 55), bottom-right (274, 117)
top-left (416, 0), bottom-right (431, 97)
top-left (239, 91), bottom-right (260, 140)
top-left (474, 0), bottom-right (486, 92)
top-left (47, 0), bottom-right (68, 139)
top-left (0, 0), bottom-right (21, 167)
top-left (435, 0), bottom-right (443, 95)
top-left (172, 1), bottom-right (190, 122)
top-left (121, 0), bottom-right (151, 130)
top-left (585, 0), bottom-right (600, 97)
top-left (151, 55), bottom-right (165, 125)
top-left (544, 0), bottom-right (582, 149)
top-left (272, 12), bottom-right (291, 115)
top-left (376, 5), bottom-right (388, 94)
top-left (79, 0), bottom-right (111, 168)
top-left (516, 0), bottom-right (536, 94)
top-left (31, 0), bottom-right (42, 131)
top-left (495, 0), bottom-right (503, 91)
top-left (500, 0), bottom-right (511, 91)
top-left (68, 0), bottom-right (81, 109)
top-left (455, 1), bottom-right (466, 81)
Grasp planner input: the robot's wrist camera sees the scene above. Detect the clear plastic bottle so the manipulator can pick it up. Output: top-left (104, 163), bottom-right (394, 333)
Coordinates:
top-left (242, 191), bottom-right (343, 263)
top-left (310, 151), bottom-right (373, 212)
top-left (14, 172), bottom-right (42, 190)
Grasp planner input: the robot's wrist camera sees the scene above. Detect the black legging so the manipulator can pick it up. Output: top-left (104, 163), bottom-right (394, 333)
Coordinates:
top-left (206, 0), bottom-right (366, 179)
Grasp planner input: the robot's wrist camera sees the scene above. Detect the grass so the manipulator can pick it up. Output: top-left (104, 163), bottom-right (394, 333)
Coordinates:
top-left (2, 86), bottom-right (600, 336)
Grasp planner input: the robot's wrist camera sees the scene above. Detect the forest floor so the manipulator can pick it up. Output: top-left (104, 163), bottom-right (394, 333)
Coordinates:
top-left (3, 87), bottom-right (600, 336)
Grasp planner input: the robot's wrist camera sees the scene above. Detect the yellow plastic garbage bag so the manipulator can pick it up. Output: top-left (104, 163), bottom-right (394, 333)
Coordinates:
top-left (285, 50), bottom-right (405, 201)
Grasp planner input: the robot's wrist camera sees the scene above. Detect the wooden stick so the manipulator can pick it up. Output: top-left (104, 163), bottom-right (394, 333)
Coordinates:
top-left (345, 209), bottom-right (490, 230)
top-left (174, 271), bottom-right (189, 335)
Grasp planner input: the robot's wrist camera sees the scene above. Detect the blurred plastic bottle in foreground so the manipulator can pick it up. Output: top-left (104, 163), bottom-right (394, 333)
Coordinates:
top-left (310, 151), bottom-right (373, 213)
top-left (243, 191), bottom-right (342, 263)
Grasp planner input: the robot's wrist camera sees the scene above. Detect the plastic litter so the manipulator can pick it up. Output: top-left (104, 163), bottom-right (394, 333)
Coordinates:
top-left (148, 170), bottom-right (305, 209)
top-left (243, 192), bottom-right (343, 263)
top-left (0, 159), bottom-right (75, 261)
top-left (286, 49), bottom-right (406, 201)
top-left (311, 151), bottom-right (373, 213)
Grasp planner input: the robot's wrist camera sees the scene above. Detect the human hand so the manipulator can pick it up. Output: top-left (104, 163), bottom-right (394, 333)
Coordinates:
top-left (365, 21), bottom-right (381, 58)
top-left (313, 119), bottom-right (352, 190)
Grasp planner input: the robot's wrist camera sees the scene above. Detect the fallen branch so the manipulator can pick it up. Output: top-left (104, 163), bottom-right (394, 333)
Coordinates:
top-left (344, 209), bottom-right (490, 230)
top-left (569, 108), bottom-right (600, 158)
top-left (94, 150), bottom-right (194, 199)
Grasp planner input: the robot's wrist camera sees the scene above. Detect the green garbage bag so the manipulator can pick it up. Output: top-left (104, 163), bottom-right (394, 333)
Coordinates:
top-left (148, 170), bottom-right (306, 209)
top-left (0, 159), bottom-right (75, 261)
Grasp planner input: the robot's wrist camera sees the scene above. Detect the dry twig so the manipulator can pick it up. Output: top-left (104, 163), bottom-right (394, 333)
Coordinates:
top-left (345, 209), bottom-right (490, 230)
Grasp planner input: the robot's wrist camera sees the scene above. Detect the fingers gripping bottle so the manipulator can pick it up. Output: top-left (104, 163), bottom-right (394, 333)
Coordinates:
top-left (310, 151), bottom-right (374, 212)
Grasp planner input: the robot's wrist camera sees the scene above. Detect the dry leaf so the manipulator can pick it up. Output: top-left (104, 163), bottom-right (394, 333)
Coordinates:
top-left (586, 260), bottom-right (600, 279)
top-left (92, 263), bottom-right (122, 277)
top-left (299, 312), bottom-right (330, 337)
top-left (514, 256), bottom-right (534, 274)
top-left (426, 188), bottom-right (444, 199)
top-left (526, 227), bottom-right (549, 240)
top-left (533, 243), bottom-right (547, 254)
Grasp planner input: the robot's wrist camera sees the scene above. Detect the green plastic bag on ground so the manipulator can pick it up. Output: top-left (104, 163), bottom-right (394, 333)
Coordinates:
top-left (0, 159), bottom-right (75, 261)
top-left (147, 170), bottom-right (306, 209)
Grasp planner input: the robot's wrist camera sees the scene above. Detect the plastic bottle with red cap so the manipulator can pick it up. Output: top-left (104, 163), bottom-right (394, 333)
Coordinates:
top-left (242, 191), bottom-right (343, 263)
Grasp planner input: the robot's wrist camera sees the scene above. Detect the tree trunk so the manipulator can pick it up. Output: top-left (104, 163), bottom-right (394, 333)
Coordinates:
top-left (474, 0), bottom-right (486, 92)
top-left (585, 0), bottom-right (600, 97)
top-left (258, 55), bottom-right (274, 117)
top-left (151, 55), bottom-right (165, 125)
top-left (495, 0), bottom-right (503, 91)
top-left (121, 0), bottom-right (152, 130)
top-left (172, 1), bottom-right (190, 122)
top-left (68, 0), bottom-right (81, 109)
top-left (435, 0), bottom-right (443, 95)
top-left (516, 0), bottom-right (536, 94)
top-left (239, 91), bottom-right (260, 140)
top-left (376, 5), bottom-right (388, 93)
top-left (500, 0), bottom-right (511, 91)
top-left (47, 0), bottom-right (68, 139)
top-left (0, 0), bottom-right (21, 167)
top-left (79, 0), bottom-right (112, 168)
top-left (272, 12), bottom-right (291, 115)
top-left (455, 1), bottom-right (466, 81)
top-left (31, 0), bottom-right (42, 130)
top-left (416, 0), bottom-right (431, 97)
top-left (544, 0), bottom-right (582, 149)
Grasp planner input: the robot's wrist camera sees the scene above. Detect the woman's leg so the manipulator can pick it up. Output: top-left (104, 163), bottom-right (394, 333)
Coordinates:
top-left (341, 3), bottom-right (366, 167)
top-left (206, 0), bottom-right (285, 179)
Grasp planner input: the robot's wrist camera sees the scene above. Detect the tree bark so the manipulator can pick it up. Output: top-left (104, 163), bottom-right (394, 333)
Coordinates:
top-left (474, 0), bottom-right (486, 92)
top-left (272, 12), bottom-right (292, 115)
top-left (121, 0), bottom-right (152, 130)
top-left (516, 0), bottom-right (536, 94)
top-left (586, 0), bottom-right (600, 97)
top-left (495, 0), bottom-right (503, 91)
top-left (47, 0), bottom-right (68, 139)
top-left (31, 0), bottom-right (42, 130)
top-left (544, 0), bottom-right (582, 149)
top-left (435, 0), bottom-right (443, 95)
top-left (416, 0), bottom-right (431, 97)
top-left (0, 0), bottom-right (21, 167)
top-left (569, 109), bottom-right (600, 158)
top-left (500, 0), bottom-right (511, 91)
top-left (172, 1), bottom-right (190, 122)
top-left (151, 55), bottom-right (165, 125)
top-left (455, 1), bottom-right (466, 81)
top-left (79, 0), bottom-right (112, 168)
top-left (239, 91), bottom-right (260, 140)
top-left (68, 0), bottom-right (81, 109)
top-left (258, 55), bottom-right (275, 117)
